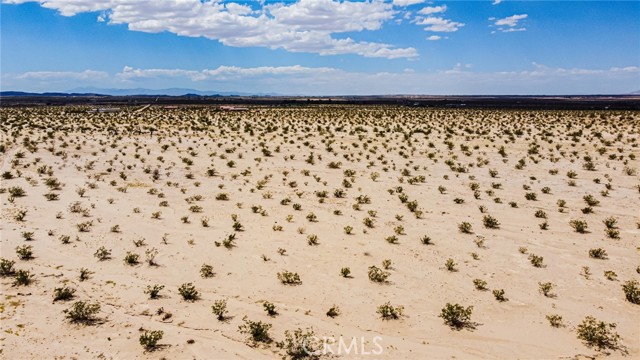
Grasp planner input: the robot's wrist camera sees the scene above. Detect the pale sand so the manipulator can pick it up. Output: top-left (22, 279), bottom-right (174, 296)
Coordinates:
top-left (1, 106), bottom-right (638, 359)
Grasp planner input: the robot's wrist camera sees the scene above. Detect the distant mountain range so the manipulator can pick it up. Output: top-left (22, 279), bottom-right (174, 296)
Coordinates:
top-left (0, 87), bottom-right (280, 97)
top-left (1, 88), bottom-right (638, 97)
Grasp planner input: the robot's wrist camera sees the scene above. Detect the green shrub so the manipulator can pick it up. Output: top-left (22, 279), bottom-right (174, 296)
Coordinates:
top-left (0, 258), bottom-right (16, 276)
top-left (263, 301), bottom-right (278, 316)
top-left (493, 289), bottom-right (508, 302)
top-left (368, 266), bottom-right (390, 283)
top-left (570, 219), bottom-right (588, 233)
top-left (603, 217), bottom-right (618, 229)
top-left (473, 279), bottom-right (487, 291)
top-left (278, 271), bottom-right (302, 285)
top-left (94, 246), bottom-right (111, 261)
top-left (482, 215), bottom-right (500, 229)
top-left (238, 316), bottom-right (272, 343)
top-left (604, 270), bottom-right (617, 281)
top-left (589, 248), bottom-right (607, 259)
top-left (576, 316), bottom-right (621, 351)
top-left (528, 254), bottom-right (544, 268)
top-left (622, 280), bottom-right (640, 304)
top-left (583, 194), bottom-right (600, 206)
top-left (135, 284), bottom-right (159, 300)
top-left (53, 286), bottom-right (77, 302)
top-left (13, 269), bottom-right (33, 286)
top-left (534, 210), bottom-right (547, 219)
top-left (123, 252), bottom-right (139, 265)
top-left (538, 282), bottom-right (555, 297)
top-left (200, 264), bottom-right (215, 278)
top-left (178, 282), bottom-right (199, 301)
top-left (211, 299), bottom-right (228, 320)
top-left (65, 301), bottom-right (100, 323)
top-left (377, 302), bottom-right (404, 319)
top-left (16, 245), bottom-right (33, 260)
top-left (605, 228), bottom-right (620, 239)
top-left (307, 234), bottom-right (319, 246)
top-left (445, 258), bottom-right (457, 272)
top-left (363, 217), bottom-right (375, 228)
top-left (326, 305), bottom-right (341, 318)
top-left (546, 314), bottom-right (564, 327)
top-left (439, 303), bottom-right (473, 329)
top-left (340, 267), bottom-right (351, 278)
top-left (385, 235), bottom-right (399, 244)
top-left (277, 327), bottom-right (320, 359)
top-left (458, 222), bottom-right (473, 234)
top-left (139, 330), bottom-right (163, 351)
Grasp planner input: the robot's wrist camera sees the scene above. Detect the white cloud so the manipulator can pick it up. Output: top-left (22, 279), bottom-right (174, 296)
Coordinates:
top-left (494, 14), bottom-right (527, 27)
top-left (417, 16), bottom-right (464, 32)
top-left (501, 27), bottom-right (526, 33)
top-left (412, 5), bottom-right (463, 33)
top-left (392, 0), bottom-right (425, 7)
top-left (492, 0), bottom-right (502, 5)
top-left (16, 70), bottom-right (108, 80)
top-left (2, 0), bottom-right (417, 59)
top-left (6, 64), bottom-right (639, 95)
top-left (117, 65), bottom-right (340, 81)
top-left (427, 35), bottom-right (442, 41)
top-left (418, 5), bottom-right (447, 15)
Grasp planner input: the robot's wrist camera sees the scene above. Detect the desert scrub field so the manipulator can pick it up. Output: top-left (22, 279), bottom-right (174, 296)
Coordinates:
top-left (0, 105), bottom-right (638, 359)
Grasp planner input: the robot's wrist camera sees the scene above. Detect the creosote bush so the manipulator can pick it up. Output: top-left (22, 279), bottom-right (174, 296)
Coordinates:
top-left (622, 280), bottom-right (640, 304)
top-left (65, 301), bottom-right (100, 323)
top-left (576, 316), bottom-right (621, 351)
top-left (439, 303), bottom-right (473, 329)
top-left (377, 301), bottom-right (404, 319)
top-left (473, 279), bottom-right (487, 290)
top-left (263, 301), bottom-right (278, 316)
top-left (277, 327), bottom-right (321, 360)
top-left (211, 299), bottom-right (228, 320)
top-left (482, 215), bottom-right (500, 229)
top-left (0, 258), bottom-right (16, 276)
top-left (493, 289), bottom-right (508, 302)
top-left (458, 222), bottom-right (473, 234)
top-left (145, 284), bottom-right (164, 299)
top-left (278, 270), bottom-right (302, 285)
top-left (538, 282), bottom-right (555, 297)
top-left (238, 316), bottom-right (272, 344)
top-left (570, 219), bottom-right (588, 233)
top-left (13, 269), bottom-right (33, 286)
top-left (546, 314), bottom-right (564, 327)
top-left (368, 265), bottom-right (390, 283)
top-left (178, 282), bottom-right (199, 301)
top-left (139, 330), bottom-right (163, 351)
top-left (53, 286), bottom-right (76, 302)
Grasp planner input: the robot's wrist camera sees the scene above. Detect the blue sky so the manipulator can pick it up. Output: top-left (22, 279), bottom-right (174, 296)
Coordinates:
top-left (1, 0), bottom-right (639, 95)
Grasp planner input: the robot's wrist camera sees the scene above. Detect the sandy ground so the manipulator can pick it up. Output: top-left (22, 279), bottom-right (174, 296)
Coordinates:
top-left (0, 106), bottom-right (638, 359)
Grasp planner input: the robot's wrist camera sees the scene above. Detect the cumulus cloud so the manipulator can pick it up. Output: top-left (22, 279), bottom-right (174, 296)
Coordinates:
top-left (412, 4), bottom-right (463, 33)
top-left (417, 5), bottom-right (447, 15)
top-left (116, 65), bottom-right (341, 82)
top-left (392, 0), bottom-right (425, 6)
top-left (427, 35), bottom-right (442, 41)
top-left (6, 64), bottom-right (639, 95)
top-left (495, 14), bottom-right (527, 27)
top-left (492, 0), bottom-right (502, 5)
top-left (16, 69), bottom-right (109, 80)
top-left (2, 0), bottom-right (417, 59)
top-left (417, 16), bottom-right (464, 32)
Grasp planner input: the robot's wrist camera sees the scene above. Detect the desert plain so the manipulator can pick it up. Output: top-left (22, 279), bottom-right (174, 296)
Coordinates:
top-left (0, 106), bottom-right (638, 359)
